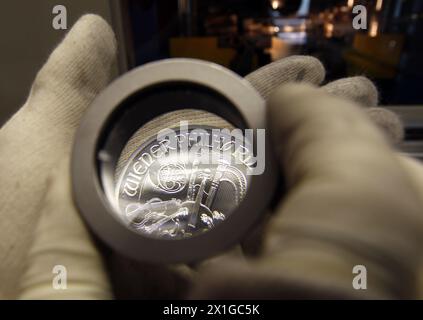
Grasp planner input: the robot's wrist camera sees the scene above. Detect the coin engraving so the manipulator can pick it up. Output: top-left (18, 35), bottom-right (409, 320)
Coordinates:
top-left (116, 127), bottom-right (253, 239)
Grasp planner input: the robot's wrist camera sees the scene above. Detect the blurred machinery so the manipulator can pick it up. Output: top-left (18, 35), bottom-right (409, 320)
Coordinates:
top-left (109, 0), bottom-right (423, 161)
top-left (2, 0), bottom-right (421, 155)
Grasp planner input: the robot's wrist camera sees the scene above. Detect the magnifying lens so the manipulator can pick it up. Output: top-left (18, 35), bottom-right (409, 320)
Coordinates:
top-left (72, 59), bottom-right (278, 264)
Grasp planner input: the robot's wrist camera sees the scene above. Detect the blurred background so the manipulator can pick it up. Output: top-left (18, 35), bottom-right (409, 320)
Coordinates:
top-left (122, 0), bottom-right (423, 106)
top-left (1, 0), bottom-right (422, 155)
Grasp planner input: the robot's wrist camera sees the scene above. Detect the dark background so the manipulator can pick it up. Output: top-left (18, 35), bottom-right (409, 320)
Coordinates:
top-left (1, 0), bottom-right (422, 126)
top-left (121, 0), bottom-right (423, 105)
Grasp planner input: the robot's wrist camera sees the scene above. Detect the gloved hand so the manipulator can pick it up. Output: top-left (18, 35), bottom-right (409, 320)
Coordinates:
top-left (0, 14), bottom-right (420, 300)
top-left (189, 84), bottom-right (423, 299)
top-left (0, 14), bottom-right (116, 299)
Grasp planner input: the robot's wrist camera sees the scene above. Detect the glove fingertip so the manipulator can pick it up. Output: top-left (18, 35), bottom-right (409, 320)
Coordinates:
top-left (322, 76), bottom-right (379, 107)
top-left (34, 14), bottom-right (117, 99)
top-left (367, 107), bottom-right (405, 145)
top-left (246, 55), bottom-right (325, 99)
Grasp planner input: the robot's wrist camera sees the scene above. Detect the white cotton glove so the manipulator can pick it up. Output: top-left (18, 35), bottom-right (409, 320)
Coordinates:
top-left (0, 14), bottom-right (117, 299)
top-left (189, 83), bottom-right (423, 299)
top-left (246, 57), bottom-right (404, 146)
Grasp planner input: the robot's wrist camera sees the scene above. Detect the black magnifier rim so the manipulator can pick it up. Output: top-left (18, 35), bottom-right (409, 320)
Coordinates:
top-left (72, 59), bottom-right (278, 264)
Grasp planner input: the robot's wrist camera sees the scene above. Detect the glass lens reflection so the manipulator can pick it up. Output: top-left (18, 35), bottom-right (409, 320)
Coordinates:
top-left (106, 110), bottom-right (253, 240)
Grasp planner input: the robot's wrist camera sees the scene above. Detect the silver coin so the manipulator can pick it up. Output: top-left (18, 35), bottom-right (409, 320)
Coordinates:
top-left (115, 127), bottom-right (253, 240)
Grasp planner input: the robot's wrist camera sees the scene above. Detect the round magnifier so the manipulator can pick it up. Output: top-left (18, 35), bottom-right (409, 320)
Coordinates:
top-left (72, 59), bottom-right (278, 264)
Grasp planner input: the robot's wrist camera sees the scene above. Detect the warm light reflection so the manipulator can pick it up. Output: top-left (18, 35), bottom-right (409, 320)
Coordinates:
top-left (369, 17), bottom-right (379, 37)
top-left (347, 0), bottom-right (354, 8)
top-left (271, 0), bottom-right (281, 10)
top-left (325, 23), bottom-right (334, 38)
top-left (376, 0), bottom-right (383, 11)
top-left (269, 25), bottom-right (280, 33)
top-left (283, 25), bottom-right (294, 33)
